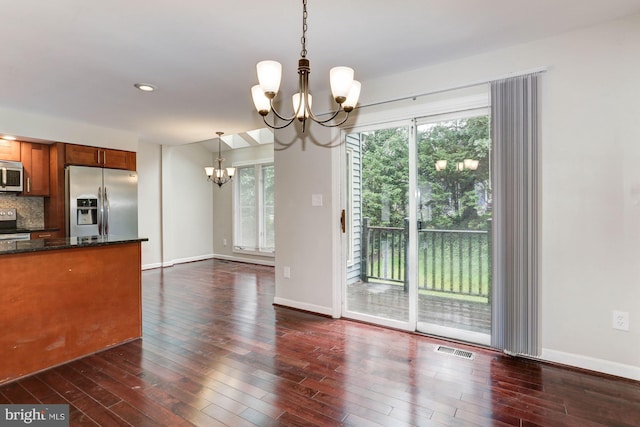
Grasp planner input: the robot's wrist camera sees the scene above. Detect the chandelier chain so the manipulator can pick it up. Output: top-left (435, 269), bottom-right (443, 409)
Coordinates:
top-left (300, 0), bottom-right (308, 58)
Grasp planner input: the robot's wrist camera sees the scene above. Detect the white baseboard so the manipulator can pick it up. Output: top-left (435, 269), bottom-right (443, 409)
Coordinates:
top-left (159, 254), bottom-right (214, 269)
top-left (214, 253), bottom-right (275, 267)
top-left (142, 262), bottom-right (163, 271)
top-left (273, 297), bottom-right (333, 317)
top-left (174, 254), bottom-right (215, 264)
top-left (541, 348), bottom-right (640, 381)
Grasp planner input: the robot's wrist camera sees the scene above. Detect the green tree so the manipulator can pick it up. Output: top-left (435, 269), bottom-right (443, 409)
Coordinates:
top-left (360, 116), bottom-right (491, 230)
top-left (417, 116), bottom-right (490, 230)
top-left (361, 127), bottom-right (409, 227)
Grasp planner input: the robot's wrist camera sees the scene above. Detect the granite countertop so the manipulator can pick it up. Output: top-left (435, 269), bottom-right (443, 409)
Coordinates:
top-left (0, 235), bottom-right (148, 255)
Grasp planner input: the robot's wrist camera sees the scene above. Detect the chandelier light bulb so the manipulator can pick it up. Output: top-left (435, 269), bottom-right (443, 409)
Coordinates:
top-left (251, 85), bottom-right (271, 116)
top-left (462, 159), bottom-right (480, 170)
top-left (343, 80), bottom-right (361, 112)
top-left (330, 66), bottom-right (355, 103)
top-left (256, 60), bottom-right (282, 98)
top-left (292, 92), bottom-right (312, 120)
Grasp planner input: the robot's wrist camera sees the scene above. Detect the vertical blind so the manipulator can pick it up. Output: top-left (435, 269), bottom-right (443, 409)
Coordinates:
top-left (490, 73), bottom-right (541, 356)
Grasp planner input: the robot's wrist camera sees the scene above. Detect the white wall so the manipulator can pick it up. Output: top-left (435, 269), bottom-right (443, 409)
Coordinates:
top-left (274, 124), bottom-right (340, 316)
top-left (159, 143), bottom-right (215, 266)
top-left (274, 13), bottom-right (640, 379)
top-left (137, 141), bottom-right (163, 269)
top-left (212, 143), bottom-right (274, 265)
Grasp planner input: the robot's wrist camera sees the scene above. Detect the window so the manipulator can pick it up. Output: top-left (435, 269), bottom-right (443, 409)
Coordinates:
top-left (234, 162), bottom-right (275, 255)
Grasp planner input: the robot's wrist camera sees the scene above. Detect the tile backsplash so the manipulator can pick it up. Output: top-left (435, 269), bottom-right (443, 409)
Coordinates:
top-left (0, 195), bottom-right (44, 229)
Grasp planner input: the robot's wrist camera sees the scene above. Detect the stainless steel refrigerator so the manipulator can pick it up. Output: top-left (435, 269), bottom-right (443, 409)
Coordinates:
top-left (65, 165), bottom-right (138, 238)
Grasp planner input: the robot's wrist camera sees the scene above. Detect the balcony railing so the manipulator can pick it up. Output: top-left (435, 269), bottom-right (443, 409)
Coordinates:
top-left (361, 218), bottom-right (491, 300)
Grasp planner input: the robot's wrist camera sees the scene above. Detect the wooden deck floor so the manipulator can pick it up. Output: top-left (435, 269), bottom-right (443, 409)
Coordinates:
top-left (347, 281), bottom-right (491, 334)
top-left (1, 259), bottom-right (639, 426)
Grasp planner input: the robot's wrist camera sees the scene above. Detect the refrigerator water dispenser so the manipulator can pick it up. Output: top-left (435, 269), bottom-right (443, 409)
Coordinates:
top-left (77, 198), bottom-right (98, 225)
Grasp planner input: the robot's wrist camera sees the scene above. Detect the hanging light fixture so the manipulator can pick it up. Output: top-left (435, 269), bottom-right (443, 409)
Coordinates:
top-left (251, 0), bottom-right (361, 132)
top-left (435, 158), bottom-right (479, 172)
top-left (205, 132), bottom-right (236, 187)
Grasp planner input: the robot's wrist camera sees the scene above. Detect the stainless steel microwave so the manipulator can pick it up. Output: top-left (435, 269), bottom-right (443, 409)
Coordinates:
top-left (0, 160), bottom-right (23, 192)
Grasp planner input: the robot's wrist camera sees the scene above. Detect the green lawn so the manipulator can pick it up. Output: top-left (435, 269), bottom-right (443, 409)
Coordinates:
top-left (366, 230), bottom-right (491, 302)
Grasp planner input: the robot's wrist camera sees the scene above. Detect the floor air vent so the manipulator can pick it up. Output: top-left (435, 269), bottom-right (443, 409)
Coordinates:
top-left (435, 345), bottom-right (475, 360)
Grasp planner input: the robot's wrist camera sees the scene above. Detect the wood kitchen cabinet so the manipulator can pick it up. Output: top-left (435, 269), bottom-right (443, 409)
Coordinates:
top-left (44, 143), bottom-right (66, 235)
top-left (30, 230), bottom-right (64, 239)
top-left (1, 240), bottom-right (143, 384)
top-left (0, 139), bottom-right (21, 161)
top-left (20, 142), bottom-right (50, 196)
top-left (65, 143), bottom-right (136, 171)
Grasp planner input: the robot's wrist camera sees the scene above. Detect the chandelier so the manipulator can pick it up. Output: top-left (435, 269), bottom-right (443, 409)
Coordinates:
top-left (435, 159), bottom-right (479, 172)
top-left (251, 0), bottom-right (361, 132)
top-left (205, 132), bottom-right (236, 187)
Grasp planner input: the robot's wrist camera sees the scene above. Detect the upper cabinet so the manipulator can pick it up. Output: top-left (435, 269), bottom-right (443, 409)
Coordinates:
top-left (0, 140), bottom-right (21, 161)
top-left (20, 142), bottom-right (50, 196)
top-left (65, 144), bottom-right (136, 171)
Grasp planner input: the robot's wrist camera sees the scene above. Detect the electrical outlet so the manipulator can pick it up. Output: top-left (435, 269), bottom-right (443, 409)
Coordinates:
top-left (283, 266), bottom-right (291, 279)
top-left (223, 238), bottom-right (227, 246)
top-left (612, 310), bottom-right (629, 331)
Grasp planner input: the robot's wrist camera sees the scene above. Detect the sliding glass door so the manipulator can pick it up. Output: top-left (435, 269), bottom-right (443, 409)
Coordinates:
top-left (415, 113), bottom-right (492, 345)
top-left (342, 110), bottom-right (492, 345)
top-left (343, 123), bottom-right (412, 328)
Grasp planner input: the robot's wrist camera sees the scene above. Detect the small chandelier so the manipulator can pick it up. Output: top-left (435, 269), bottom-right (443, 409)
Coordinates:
top-left (251, 0), bottom-right (361, 132)
top-left (435, 159), bottom-right (479, 172)
top-left (205, 132), bottom-right (236, 187)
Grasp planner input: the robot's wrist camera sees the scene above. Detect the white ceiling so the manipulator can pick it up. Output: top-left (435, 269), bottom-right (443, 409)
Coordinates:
top-left (1, 0), bottom-right (640, 147)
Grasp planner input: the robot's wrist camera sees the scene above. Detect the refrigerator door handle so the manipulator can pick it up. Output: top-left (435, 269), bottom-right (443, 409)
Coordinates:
top-left (104, 186), bottom-right (110, 235)
top-left (97, 186), bottom-right (103, 235)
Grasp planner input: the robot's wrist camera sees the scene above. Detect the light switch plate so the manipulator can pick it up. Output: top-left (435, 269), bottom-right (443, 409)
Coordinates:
top-left (312, 194), bottom-right (323, 206)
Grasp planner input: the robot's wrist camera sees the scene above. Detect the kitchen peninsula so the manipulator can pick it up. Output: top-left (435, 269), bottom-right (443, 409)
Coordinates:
top-left (0, 235), bottom-right (147, 384)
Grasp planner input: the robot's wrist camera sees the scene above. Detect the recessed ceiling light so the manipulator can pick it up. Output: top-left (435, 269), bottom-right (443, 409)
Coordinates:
top-left (134, 83), bottom-right (157, 92)
top-left (1, 135), bottom-right (16, 141)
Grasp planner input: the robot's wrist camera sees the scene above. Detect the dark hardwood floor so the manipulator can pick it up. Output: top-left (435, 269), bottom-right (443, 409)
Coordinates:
top-left (1, 259), bottom-right (639, 426)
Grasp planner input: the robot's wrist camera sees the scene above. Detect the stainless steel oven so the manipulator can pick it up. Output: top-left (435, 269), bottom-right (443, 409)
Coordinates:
top-left (0, 208), bottom-right (29, 241)
top-left (0, 232), bottom-right (30, 241)
top-left (0, 231), bottom-right (30, 251)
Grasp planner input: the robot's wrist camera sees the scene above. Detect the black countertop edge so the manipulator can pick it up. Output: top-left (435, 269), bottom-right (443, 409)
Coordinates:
top-left (0, 235), bottom-right (149, 256)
